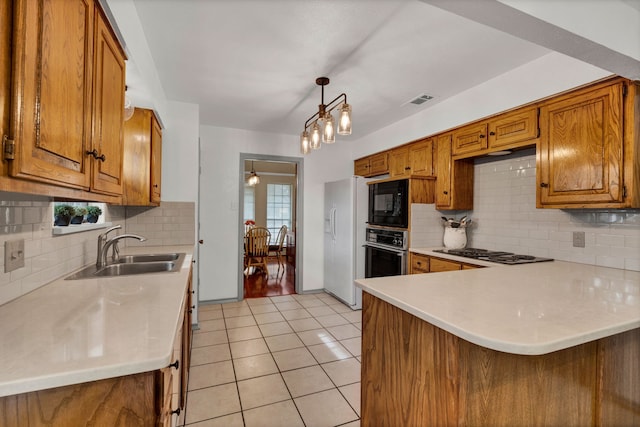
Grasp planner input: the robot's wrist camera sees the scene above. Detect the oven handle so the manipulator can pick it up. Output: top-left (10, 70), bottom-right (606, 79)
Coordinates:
top-left (363, 242), bottom-right (406, 254)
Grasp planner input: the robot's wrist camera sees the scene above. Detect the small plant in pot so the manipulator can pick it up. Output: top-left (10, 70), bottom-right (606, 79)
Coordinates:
top-left (54, 205), bottom-right (75, 226)
top-left (86, 206), bottom-right (102, 223)
top-left (70, 207), bottom-right (87, 225)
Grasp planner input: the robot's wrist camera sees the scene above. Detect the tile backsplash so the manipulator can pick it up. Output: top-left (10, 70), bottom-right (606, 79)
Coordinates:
top-left (0, 194), bottom-right (195, 306)
top-left (410, 149), bottom-right (640, 272)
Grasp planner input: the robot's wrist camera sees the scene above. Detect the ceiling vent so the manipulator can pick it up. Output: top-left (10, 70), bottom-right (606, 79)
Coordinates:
top-left (409, 94), bottom-right (434, 105)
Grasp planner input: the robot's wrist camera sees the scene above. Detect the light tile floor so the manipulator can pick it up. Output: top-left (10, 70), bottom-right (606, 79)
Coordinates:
top-left (184, 293), bottom-right (362, 427)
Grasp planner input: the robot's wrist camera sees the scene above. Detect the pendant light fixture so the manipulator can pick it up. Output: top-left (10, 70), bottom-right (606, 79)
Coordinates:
top-left (300, 77), bottom-right (352, 154)
top-left (247, 161), bottom-right (260, 186)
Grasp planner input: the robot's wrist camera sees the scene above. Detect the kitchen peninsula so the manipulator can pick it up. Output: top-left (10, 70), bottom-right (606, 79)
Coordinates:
top-left (355, 255), bottom-right (639, 426)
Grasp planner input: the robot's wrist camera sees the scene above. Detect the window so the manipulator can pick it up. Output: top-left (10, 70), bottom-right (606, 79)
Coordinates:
top-left (266, 183), bottom-right (291, 240)
top-left (244, 186), bottom-right (255, 223)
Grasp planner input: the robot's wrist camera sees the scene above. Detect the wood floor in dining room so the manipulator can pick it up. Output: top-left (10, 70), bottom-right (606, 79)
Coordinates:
top-left (244, 259), bottom-right (295, 298)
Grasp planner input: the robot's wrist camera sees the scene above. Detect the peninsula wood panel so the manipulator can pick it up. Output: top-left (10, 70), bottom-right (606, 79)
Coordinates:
top-left (362, 291), bottom-right (458, 427)
top-left (597, 328), bottom-right (640, 426)
top-left (361, 292), bottom-right (639, 426)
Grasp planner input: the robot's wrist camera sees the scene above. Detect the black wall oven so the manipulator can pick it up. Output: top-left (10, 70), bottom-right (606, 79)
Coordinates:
top-left (364, 228), bottom-right (407, 278)
top-left (368, 179), bottom-right (409, 228)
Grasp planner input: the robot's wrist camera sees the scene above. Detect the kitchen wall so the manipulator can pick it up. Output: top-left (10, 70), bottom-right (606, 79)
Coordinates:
top-left (0, 193), bottom-right (195, 306)
top-left (409, 149), bottom-right (640, 272)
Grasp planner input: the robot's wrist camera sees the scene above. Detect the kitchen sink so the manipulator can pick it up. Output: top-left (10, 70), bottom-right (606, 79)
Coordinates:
top-left (116, 253), bottom-right (182, 263)
top-left (94, 261), bottom-right (177, 276)
top-left (65, 252), bottom-right (186, 280)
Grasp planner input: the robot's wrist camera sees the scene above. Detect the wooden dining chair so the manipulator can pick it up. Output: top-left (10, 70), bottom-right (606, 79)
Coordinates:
top-left (245, 227), bottom-right (271, 276)
top-left (268, 225), bottom-right (288, 269)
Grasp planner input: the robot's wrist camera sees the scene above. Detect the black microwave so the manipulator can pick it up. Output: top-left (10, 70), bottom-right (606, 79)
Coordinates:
top-left (368, 179), bottom-right (409, 228)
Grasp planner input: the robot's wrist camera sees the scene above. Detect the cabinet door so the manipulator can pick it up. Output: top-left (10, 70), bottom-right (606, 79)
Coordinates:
top-left (429, 257), bottom-right (462, 272)
top-left (90, 8), bottom-right (125, 196)
top-left (452, 123), bottom-right (488, 156)
top-left (410, 253), bottom-right (430, 274)
top-left (368, 152), bottom-right (388, 176)
top-left (436, 134), bottom-right (453, 208)
top-left (538, 83), bottom-right (624, 206)
top-left (150, 113), bottom-right (163, 204)
top-left (436, 134), bottom-right (474, 210)
top-left (1, 0), bottom-right (10, 180)
top-left (389, 146), bottom-right (410, 177)
top-left (354, 158), bottom-right (370, 176)
top-left (409, 139), bottom-right (435, 176)
top-left (122, 108), bottom-right (151, 205)
top-left (488, 107), bottom-right (538, 149)
top-left (9, 0), bottom-right (94, 190)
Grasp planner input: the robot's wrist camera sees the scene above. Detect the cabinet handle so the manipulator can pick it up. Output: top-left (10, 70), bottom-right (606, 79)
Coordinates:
top-left (489, 131), bottom-right (495, 136)
top-left (153, 184), bottom-right (159, 188)
top-left (416, 261), bottom-right (422, 266)
top-left (199, 239), bottom-right (204, 244)
top-left (540, 183), bottom-right (549, 188)
top-left (443, 191), bottom-right (449, 195)
top-left (479, 134), bottom-right (486, 139)
top-left (85, 149), bottom-right (106, 162)
top-left (404, 166), bottom-right (411, 170)
top-left (168, 360), bottom-right (179, 370)
top-left (171, 408), bottom-right (181, 416)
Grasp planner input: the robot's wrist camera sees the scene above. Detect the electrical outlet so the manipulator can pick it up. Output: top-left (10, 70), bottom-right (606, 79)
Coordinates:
top-left (573, 231), bottom-right (585, 248)
top-left (4, 239), bottom-right (25, 272)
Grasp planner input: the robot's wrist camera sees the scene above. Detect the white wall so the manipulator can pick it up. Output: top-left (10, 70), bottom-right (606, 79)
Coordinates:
top-left (350, 52), bottom-right (611, 159)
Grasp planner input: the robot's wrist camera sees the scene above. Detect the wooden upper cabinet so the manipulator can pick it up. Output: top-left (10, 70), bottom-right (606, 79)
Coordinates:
top-left (9, 0), bottom-right (94, 190)
top-left (123, 108), bottom-right (163, 206)
top-left (488, 107), bottom-right (538, 149)
top-left (388, 146), bottom-right (410, 177)
top-left (436, 134), bottom-right (473, 210)
top-left (1, 0), bottom-right (10, 180)
top-left (537, 81), bottom-right (628, 208)
top-left (389, 139), bottom-right (435, 178)
top-left (91, 7), bottom-right (125, 196)
top-left (452, 107), bottom-right (539, 158)
top-left (5, 0), bottom-right (126, 199)
top-left (409, 139), bottom-right (435, 177)
top-left (452, 123), bottom-right (488, 156)
top-left (150, 114), bottom-right (163, 204)
top-left (354, 152), bottom-right (388, 177)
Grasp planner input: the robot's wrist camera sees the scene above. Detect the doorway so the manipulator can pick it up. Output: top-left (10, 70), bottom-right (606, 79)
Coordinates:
top-left (239, 154), bottom-right (302, 299)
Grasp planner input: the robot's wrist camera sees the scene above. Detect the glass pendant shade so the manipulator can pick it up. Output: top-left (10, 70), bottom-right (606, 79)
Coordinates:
top-left (310, 122), bottom-right (321, 150)
top-left (337, 103), bottom-right (352, 135)
top-left (300, 131), bottom-right (310, 155)
top-left (247, 161), bottom-right (260, 186)
top-left (322, 113), bottom-right (335, 143)
top-left (123, 95), bottom-right (135, 121)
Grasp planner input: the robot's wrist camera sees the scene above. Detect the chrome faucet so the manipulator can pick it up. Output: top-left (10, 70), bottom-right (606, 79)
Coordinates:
top-left (97, 225), bottom-right (121, 267)
top-left (96, 225), bottom-right (147, 268)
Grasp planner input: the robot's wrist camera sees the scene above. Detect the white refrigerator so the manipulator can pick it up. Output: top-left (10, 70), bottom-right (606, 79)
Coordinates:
top-left (324, 176), bottom-right (368, 309)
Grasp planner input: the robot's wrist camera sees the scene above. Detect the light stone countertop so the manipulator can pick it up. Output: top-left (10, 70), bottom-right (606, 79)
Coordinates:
top-left (355, 248), bottom-right (640, 355)
top-left (0, 245), bottom-right (194, 397)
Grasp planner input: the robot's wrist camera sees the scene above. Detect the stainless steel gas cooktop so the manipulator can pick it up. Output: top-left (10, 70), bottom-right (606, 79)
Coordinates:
top-left (433, 248), bottom-right (553, 265)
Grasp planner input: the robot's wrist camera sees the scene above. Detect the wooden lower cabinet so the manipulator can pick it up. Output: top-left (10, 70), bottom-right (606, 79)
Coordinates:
top-left (0, 272), bottom-right (193, 427)
top-left (0, 371), bottom-right (163, 426)
top-left (361, 293), bottom-right (640, 427)
top-left (410, 253), bottom-right (483, 273)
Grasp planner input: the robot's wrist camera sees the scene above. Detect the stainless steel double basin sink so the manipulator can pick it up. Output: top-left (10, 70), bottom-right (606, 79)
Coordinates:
top-left (66, 252), bottom-right (186, 280)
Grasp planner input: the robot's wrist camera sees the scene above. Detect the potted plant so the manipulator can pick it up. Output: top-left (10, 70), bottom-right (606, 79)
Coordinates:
top-left (54, 204), bottom-right (75, 226)
top-left (70, 207), bottom-right (87, 224)
top-left (86, 206), bottom-right (102, 223)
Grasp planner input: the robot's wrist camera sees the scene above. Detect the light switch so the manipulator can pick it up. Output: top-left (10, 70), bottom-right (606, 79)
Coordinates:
top-left (5, 239), bottom-right (25, 273)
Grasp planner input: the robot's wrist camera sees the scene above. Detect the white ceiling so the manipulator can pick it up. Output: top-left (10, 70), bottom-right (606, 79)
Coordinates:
top-left (119, 0), bottom-right (636, 139)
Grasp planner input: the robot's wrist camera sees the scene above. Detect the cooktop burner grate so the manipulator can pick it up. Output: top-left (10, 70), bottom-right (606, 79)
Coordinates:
top-left (433, 248), bottom-right (553, 265)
